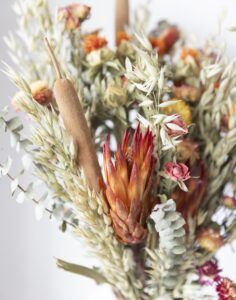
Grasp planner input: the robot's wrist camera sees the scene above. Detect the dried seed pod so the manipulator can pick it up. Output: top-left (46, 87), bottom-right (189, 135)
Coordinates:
top-left (45, 38), bottom-right (101, 192)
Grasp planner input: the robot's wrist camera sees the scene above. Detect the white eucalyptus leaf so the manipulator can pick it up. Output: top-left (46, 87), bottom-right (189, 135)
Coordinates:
top-left (35, 204), bottom-right (44, 221)
top-left (10, 131), bottom-right (20, 148)
top-left (16, 141), bottom-right (21, 153)
top-left (11, 178), bottom-right (19, 196)
top-left (0, 118), bottom-right (6, 129)
top-left (20, 139), bottom-right (31, 149)
top-left (0, 156), bottom-right (12, 176)
top-left (0, 106), bottom-right (8, 118)
top-left (6, 117), bottom-right (22, 131)
top-left (25, 182), bottom-right (34, 199)
top-left (22, 154), bottom-right (32, 170)
top-left (15, 192), bottom-right (25, 204)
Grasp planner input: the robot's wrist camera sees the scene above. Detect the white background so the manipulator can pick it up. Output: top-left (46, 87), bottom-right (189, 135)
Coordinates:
top-left (1, 1), bottom-right (236, 300)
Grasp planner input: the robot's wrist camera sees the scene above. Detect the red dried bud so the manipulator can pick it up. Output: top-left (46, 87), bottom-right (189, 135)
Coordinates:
top-left (216, 278), bottom-right (236, 300)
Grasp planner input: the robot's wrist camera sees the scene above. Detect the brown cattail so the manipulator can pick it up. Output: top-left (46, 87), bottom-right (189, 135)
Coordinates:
top-left (44, 38), bottom-right (101, 192)
top-left (115, 0), bottom-right (129, 34)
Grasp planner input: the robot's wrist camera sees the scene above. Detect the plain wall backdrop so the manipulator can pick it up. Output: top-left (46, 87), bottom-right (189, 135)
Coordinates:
top-left (1, 1), bottom-right (236, 300)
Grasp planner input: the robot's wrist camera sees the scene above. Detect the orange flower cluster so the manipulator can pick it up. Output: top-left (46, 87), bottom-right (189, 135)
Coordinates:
top-left (83, 34), bottom-right (108, 54)
top-left (116, 31), bottom-right (131, 46)
top-left (103, 125), bottom-right (157, 244)
top-left (180, 47), bottom-right (200, 61)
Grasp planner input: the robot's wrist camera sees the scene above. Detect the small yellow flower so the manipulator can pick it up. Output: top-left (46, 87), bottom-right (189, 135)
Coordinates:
top-left (162, 99), bottom-right (192, 125)
top-left (104, 85), bottom-right (128, 108)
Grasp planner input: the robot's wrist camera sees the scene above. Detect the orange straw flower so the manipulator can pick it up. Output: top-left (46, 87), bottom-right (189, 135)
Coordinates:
top-left (116, 31), bottom-right (131, 46)
top-left (83, 34), bottom-right (108, 54)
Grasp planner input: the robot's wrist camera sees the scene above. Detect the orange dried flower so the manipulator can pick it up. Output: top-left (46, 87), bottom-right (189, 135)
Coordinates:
top-left (83, 34), bottom-right (108, 54)
top-left (116, 31), bottom-right (131, 46)
top-left (103, 125), bottom-right (157, 244)
top-left (149, 37), bottom-right (166, 55)
top-left (149, 26), bottom-right (179, 55)
top-left (197, 228), bottom-right (224, 252)
top-left (30, 81), bottom-right (53, 105)
top-left (180, 47), bottom-right (200, 61)
top-left (12, 81), bottom-right (53, 111)
top-left (160, 26), bottom-right (180, 52)
top-left (216, 278), bottom-right (236, 300)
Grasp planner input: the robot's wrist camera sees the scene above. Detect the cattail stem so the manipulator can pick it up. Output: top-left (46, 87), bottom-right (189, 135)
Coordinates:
top-left (44, 37), bottom-right (62, 79)
top-left (115, 0), bottom-right (129, 34)
top-left (44, 38), bottom-right (102, 192)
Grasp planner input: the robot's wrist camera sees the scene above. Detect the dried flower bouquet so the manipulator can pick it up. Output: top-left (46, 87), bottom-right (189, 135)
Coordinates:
top-left (1, 0), bottom-right (236, 299)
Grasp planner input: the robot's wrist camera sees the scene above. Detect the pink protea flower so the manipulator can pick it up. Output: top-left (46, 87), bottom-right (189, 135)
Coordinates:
top-left (216, 278), bottom-right (236, 300)
top-left (58, 3), bottom-right (91, 31)
top-left (103, 125), bottom-right (157, 245)
top-left (164, 114), bottom-right (188, 137)
top-left (198, 260), bottom-right (221, 285)
top-left (164, 162), bottom-right (190, 182)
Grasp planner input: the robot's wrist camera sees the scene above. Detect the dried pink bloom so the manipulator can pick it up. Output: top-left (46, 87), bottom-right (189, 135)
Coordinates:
top-left (58, 3), bottom-right (91, 31)
top-left (198, 260), bottom-right (221, 285)
top-left (164, 162), bottom-right (190, 182)
top-left (164, 114), bottom-right (188, 137)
